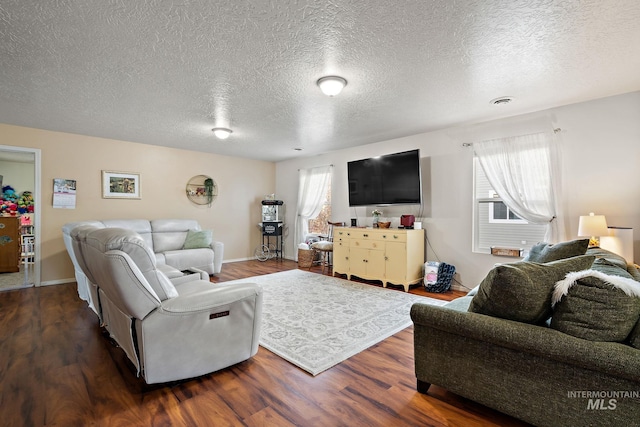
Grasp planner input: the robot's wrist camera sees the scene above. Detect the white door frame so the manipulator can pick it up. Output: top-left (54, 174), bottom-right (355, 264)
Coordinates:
top-left (0, 145), bottom-right (41, 286)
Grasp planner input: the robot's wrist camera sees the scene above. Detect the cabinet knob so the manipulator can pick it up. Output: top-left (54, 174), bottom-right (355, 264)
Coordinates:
top-left (363, 233), bottom-right (368, 237)
top-left (383, 235), bottom-right (387, 238)
top-left (385, 256), bottom-right (388, 261)
top-left (393, 235), bottom-right (399, 239)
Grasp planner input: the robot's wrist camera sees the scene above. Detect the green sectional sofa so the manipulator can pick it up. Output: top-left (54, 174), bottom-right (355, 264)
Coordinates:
top-left (411, 242), bottom-right (640, 427)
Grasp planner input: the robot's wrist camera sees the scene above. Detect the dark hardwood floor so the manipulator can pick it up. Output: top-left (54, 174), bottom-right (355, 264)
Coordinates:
top-left (0, 259), bottom-right (529, 427)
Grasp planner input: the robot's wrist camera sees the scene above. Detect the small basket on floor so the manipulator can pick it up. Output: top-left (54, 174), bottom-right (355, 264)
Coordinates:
top-left (298, 248), bottom-right (315, 269)
top-left (425, 262), bottom-right (456, 293)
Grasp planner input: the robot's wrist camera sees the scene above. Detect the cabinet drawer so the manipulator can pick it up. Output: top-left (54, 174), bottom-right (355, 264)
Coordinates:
top-left (379, 232), bottom-right (407, 242)
top-left (334, 228), bottom-right (351, 239)
top-left (350, 239), bottom-right (384, 250)
top-left (349, 230), bottom-right (370, 240)
top-left (334, 240), bottom-right (349, 249)
top-left (350, 229), bottom-right (388, 241)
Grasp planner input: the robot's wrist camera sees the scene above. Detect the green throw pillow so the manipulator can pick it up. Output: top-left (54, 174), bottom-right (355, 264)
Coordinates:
top-left (468, 255), bottom-right (595, 324)
top-left (183, 229), bottom-right (213, 249)
top-left (586, 247), bottom-right (628, 270)
top-left (591, 258), bottom-right (633, 279)
top-left (524, 239), bottom-right (589, 263)
top-left (551, 272), bottom-right (640, 342)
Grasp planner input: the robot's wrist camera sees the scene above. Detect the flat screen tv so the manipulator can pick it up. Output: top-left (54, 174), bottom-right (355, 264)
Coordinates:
top-left (348, 149), bottom-right (422, 206)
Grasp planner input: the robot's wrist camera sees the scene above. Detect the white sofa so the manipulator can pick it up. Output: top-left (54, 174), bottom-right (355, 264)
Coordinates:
top-left (63, 219), bottom-right (224, 317)
top-left (71, 225), bottom-right (261, 384)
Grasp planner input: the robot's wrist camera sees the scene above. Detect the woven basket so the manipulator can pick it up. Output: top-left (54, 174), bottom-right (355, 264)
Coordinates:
top-left (298, 248), bottom-right (315, 269)
top-left (425, 263), bottom-right (456, 293)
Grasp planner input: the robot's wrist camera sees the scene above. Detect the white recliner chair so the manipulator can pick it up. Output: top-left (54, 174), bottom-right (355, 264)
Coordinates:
top-left (72, 226), bottom-right (262, 384)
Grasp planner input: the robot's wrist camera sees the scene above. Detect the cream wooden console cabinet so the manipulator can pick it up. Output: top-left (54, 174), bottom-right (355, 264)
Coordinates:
top-left (333, 227), bottom-right (425, 292)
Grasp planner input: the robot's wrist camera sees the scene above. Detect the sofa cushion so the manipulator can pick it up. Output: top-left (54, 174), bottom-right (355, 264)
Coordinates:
top-left (183, 229), bottom-right (213, 249)
top-left (524, 239), bottom-right (589, 263)
top-left (468, 255), bottom-right (595, 324)
top-left (84, 227), bottom-right (178, 301)
top-left (591, 257), bottom-right (634, 279)
top-left (629, 320), bottom-right (640, 349)
top-left (586, 247), bottom-right (628, 270)
top-left (444, 295), bottom-right (473, 312)
top-left (157, 263), bottom-right (185, 279)
top-left (101, 219), bottom-right (154, 250)
top-left (151, 219), bottom-right (201, 253)
top-left (551, 269), bottom-right (640, 341)
top-left (164, 248), bottom-right (214, 273)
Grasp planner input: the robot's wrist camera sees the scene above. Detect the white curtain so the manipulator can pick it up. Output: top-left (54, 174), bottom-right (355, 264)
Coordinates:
top-left (474, 131), bottom-right (565, 242)
top-left (294, 165), bottom-right (332, 260)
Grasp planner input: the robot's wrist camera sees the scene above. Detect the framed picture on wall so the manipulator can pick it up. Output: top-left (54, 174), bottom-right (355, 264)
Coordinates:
top-left (102, 171), bottom-right (141, 199)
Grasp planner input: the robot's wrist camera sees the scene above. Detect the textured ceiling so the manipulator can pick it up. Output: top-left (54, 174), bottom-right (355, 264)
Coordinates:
top-left (1, 0), bottom-right (639, 162)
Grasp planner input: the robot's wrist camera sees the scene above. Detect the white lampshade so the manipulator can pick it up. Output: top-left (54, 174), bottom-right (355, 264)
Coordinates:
top-left (317, 76), bottom-right (347, 97)
top-left (578, 212), bottom-right (608, 247)
top-left (600, 227), bottom-right (634, 263)
top-left (578, 213), bottom-right (608, 237)
top-left (212, 127), bottom-right (232, 139)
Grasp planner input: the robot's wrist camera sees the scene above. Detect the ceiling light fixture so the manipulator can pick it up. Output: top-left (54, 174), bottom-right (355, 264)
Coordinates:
top-left (317, 76), bottom-right (347, 97)
top-left (212, 127), bottom-right (232, 139)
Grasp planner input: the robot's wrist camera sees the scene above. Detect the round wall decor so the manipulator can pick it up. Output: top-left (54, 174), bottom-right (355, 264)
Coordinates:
top-left (186, 175), bottom-right (218, 206)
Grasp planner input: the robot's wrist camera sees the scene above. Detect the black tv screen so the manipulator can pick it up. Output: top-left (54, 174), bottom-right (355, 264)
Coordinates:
top-left (348, 149), bottom-right (422, 206)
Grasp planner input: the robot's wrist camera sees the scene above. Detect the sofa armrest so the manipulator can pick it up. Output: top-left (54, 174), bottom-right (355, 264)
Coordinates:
top-left (212, 240), bottom-right (224, 274)
top-left (160, 282), bottom-right (260, 314)
top-left (410, 303), bottom-right (640, 382)
top-left (137, 282), bottom-right (262, 383)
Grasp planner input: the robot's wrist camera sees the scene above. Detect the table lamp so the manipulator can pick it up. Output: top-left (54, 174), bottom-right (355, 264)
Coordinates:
top-left (578, 212), bottom-right (608, 247)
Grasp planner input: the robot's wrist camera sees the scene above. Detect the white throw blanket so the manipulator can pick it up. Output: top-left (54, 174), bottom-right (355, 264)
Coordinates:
top-left (552, 269), bottom-right (640, 306)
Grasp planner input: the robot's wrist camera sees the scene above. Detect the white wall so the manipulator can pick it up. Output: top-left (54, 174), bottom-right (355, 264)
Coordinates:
top-left (276, 91), bottom-right (640, 289)
top-left (0, 159), bottom-right (35, 193)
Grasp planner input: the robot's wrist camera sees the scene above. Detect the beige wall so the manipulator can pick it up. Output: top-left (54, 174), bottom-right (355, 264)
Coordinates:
top-left (0, 124), bottom-right (275, 284)
top-left (276, 91), bottom-right (640, 289)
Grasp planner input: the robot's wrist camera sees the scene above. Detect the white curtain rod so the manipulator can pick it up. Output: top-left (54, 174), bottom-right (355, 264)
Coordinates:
top-left (461, 128), bottom-right (562, 147)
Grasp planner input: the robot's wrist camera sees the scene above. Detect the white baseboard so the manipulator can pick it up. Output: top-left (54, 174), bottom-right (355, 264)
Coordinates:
top-left (223, 255), bottom-right (296, 263)
top-left (222, 257), bottom-right (254, 263)
top-left (39, 278), bottom-right (75, 287)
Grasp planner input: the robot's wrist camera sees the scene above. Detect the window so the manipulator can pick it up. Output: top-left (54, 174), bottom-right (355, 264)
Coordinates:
top-left (473, 158), bottom-right (546, 253)
top-left (308, 184), bottom-right (331, 235)
top-left (487, 191), bottom-right (527, 224)
top-left (294, 165), bottom-right (332, 251)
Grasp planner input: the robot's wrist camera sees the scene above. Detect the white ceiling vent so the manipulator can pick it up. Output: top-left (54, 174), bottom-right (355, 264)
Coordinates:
top-left (490, 96), bottom-right (514, 105)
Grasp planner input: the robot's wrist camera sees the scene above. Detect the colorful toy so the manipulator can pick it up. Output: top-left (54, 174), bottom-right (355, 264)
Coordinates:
top-left (2, 185), bottom-right (17, 202)
top-left (17, 191), bottom-right (34, 214)
top-left (1, 186), bottom-right (34, 216)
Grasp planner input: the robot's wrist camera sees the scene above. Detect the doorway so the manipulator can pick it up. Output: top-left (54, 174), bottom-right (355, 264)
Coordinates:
top-left (0, 145), bottom-right (41, 290)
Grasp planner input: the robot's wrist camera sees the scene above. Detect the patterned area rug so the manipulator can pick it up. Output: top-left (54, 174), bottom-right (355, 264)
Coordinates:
top-left (225, 269), bottom-right (448, 375)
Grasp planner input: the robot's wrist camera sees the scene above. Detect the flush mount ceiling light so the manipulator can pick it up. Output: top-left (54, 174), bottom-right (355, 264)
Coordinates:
top-left (490, 96), bottom-right (514, 105)
top-left (212, 127), bottom-right (232, 139)
top-left (317, 76), bottom-right (347, 97)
